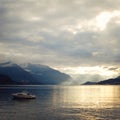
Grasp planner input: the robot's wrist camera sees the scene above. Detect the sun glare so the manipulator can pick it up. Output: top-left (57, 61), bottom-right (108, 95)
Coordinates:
top-left (56, 66), bottom-right (118, 78)
top-left (69, 11), bottom-right (120, 33)
top-left (95, 12), bottom-right (112, 31)
top-left (95, 11), bottom-right (120, 31)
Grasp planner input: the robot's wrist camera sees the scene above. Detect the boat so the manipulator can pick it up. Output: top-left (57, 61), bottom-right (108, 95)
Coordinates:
top-left (12, 92), bottom-right (36, 99)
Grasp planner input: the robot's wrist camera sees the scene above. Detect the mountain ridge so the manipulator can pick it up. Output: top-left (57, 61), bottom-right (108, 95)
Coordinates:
top-left (97, 76), bottom-right (120, 85)
top-left (0, 61), bottom-right (71, 85)
top-left (82, 76), bottom-right (120, 85)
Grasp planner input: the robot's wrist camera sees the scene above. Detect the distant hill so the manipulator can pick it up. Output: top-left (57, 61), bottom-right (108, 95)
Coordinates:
top-left (82, 76), bottom-right (120, 85)
top-left (97, 76), bottom-right (120, 85)
top-left (0, 61), bottom-right (71, 85)
top-left (82, 81), bottom-right (97, 85)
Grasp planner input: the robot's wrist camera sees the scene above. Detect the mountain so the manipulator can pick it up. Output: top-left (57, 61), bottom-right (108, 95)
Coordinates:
top-left (82, 81), bottom-right (97, 85)
top-left (0, 61), bottom-right (34, 84)
top-left (21, 63), bottom-right (71, 85)
top-left (0, 74), bottom-right (19, 85)
top-left (0, 61), bottom-right (71, 85)
top-left (97, 76), bottom-right (120, 85)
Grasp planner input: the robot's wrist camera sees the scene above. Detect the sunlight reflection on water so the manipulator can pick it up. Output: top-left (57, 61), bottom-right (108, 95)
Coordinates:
top-left (52, 85), bottom-right (120, 109)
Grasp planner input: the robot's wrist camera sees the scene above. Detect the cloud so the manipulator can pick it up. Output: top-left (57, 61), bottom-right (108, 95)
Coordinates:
top-left (0, 0), bottom-right (120, 74)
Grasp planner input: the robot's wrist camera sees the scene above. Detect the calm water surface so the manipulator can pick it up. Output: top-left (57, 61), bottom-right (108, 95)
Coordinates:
top-left (0, 85), bottom-right (120, 120)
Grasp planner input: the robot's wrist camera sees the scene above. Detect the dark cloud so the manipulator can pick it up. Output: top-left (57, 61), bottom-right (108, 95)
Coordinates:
top-left (108, 67), bottom-right (118, 71)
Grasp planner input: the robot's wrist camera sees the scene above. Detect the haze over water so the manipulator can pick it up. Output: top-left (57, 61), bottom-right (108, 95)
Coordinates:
top-left (0, 85), bottom-right (120, 120)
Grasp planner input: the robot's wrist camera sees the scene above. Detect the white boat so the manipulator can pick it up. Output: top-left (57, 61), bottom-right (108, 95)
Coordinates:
top-left (12, 92), bottom-right (36, 99)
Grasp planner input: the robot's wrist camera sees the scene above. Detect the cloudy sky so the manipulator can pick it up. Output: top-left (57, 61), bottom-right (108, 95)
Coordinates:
top-left (0, 0), bottom-right (120, 83)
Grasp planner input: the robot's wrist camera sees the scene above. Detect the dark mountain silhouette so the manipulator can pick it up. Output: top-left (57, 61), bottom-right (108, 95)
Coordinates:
top-left (0, 61), bottom-right (71, 85)
top-left (97, 76), bottom-right (120, 85)
top-left (0, 74), bottom-right (19, 85)
top-left (0, 61), bottom-right (34, 84)
top-left (82, 76), bottom-right (120, 85)
top-left (82, 81), bottom-right (97, 85)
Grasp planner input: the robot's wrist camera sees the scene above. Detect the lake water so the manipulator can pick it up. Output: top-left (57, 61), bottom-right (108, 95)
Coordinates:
top-left (0, 85), bottom-right (120, 120)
